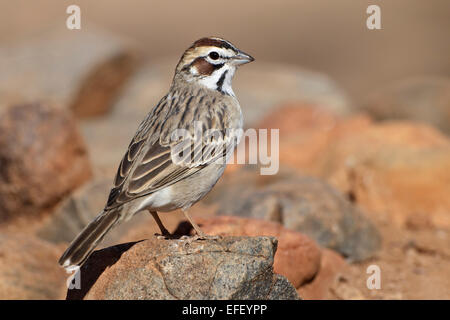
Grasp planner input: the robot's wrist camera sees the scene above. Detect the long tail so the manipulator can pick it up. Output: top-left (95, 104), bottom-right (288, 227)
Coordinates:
top-left (58, 209), bottom-right (120, 271)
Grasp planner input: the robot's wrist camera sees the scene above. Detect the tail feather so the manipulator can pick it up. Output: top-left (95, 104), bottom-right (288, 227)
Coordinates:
top-left (58, 209), bottom-right (120, 270)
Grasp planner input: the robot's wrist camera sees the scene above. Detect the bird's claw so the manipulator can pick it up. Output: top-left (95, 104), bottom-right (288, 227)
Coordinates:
top-left (154, 232), bottom-right (175, 240)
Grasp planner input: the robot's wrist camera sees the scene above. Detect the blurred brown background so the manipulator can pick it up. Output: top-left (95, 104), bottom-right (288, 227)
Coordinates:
top-left (1, 0), bottom-right (449, 103)
top-left (1, 0), bottom-right (450, 300)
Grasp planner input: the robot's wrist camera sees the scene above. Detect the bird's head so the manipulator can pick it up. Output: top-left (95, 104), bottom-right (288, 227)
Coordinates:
top-left (174, 37), bottom-right (254, 96)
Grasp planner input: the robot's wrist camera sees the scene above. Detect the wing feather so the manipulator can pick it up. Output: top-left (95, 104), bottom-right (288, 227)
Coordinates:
top-left (105, 90), bottom-right (241, 210)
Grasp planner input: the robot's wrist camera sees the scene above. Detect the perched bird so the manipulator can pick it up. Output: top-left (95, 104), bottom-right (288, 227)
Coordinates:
top-left (59, 37), bottom-right (254, 271)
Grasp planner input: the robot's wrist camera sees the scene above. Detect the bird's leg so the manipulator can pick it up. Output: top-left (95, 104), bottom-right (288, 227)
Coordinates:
top-left (149, 211), bottom-right (172, 239)
top-left (183, 210), bottom-right (207, 238)
top-left (182, 210), bottom-right (220, 241)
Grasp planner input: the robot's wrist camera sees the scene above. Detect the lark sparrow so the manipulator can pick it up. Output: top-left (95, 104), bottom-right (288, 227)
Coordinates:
top-left (59, 37), bottom-right (254, 270)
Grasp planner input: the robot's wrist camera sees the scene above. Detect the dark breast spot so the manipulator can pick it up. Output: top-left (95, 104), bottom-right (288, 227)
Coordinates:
top-left (216, 70), bottom-right (228, 92)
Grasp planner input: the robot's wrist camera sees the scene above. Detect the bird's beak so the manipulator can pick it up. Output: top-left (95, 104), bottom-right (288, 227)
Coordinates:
top-left (231, 50), bottom-right (254, 65)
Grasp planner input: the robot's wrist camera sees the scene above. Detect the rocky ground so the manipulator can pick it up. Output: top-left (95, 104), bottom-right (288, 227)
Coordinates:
top-left (0, 28), bottom-right (449, 300)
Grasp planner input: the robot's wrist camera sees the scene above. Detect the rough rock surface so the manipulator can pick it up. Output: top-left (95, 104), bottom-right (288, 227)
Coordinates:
top-left (67, 236), bottom-right (299, 300)
top-left (298, 248), bottom-right (348, 299)
top-left (193, 216), bottom-right (322, 288)
top-left (0, 232), bottom-right (67, 299)
top-left (0, 103), bottom-right (92, 223)
top-left (206, 168), bottom-right (381, 261)
top-left (257, 104), bottom-right (450, 228)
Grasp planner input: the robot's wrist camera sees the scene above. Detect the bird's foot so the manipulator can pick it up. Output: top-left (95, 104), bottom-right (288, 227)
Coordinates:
top-left (154, 232), bottom-right (176, 240)
top-left (180, 233), bottom-right (221, 243)
top-left (198, 234), bottom-right (221, 241)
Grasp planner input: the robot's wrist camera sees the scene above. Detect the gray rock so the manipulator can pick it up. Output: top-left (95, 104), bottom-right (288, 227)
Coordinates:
top-left (205, 167), bottom-right (381, 262)
top-left (36, 177), bottom-right (151, 247)
top-left (67, 236), bottom-right (299, 300)
top-left (36, 178), bottom-right (112, 243)
top-left (269, 274), bottom-right (302, 300)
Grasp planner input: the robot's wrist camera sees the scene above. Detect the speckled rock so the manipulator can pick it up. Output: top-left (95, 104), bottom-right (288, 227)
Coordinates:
top-left (67, 236), bottom-right (299, 300)
top-left (193, 216), bottom-right (322, 288)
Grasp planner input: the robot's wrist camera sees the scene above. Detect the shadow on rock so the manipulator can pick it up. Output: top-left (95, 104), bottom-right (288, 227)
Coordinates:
top-left (66, 241), bottom-right (142, 300)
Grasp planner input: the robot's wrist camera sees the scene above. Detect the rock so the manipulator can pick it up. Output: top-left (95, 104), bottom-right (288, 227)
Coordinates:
top-left (206, 167), bottom-right (381, 261)
top-left (0, 25), bottom-right (138, 118)
top-left (257, 103), bottom-right (340, 137)
top-left (362, 77), bottom-right (450, 135)
top-left (298, 249), bottom-right (348, 299)
top-left (36, 177), bottom-right (152, 247)
top-left (256, 104), bottom-right (370, 176)
top-left (0, 103), bottom-right (92, 223)
top-left (68, 236), bottom-right (299, 300)
top-left (329, 276), bottom-right (366, 300)
top-left (116, 216), bottom-right (349, 299)
top-left (0, 232), bottom-right (67, 299)
top-left (257, 104), bottom-right (450, 229)
top-left (36, 178), bottom-right (112, 243)
top-left (193, 216), bottom-right (322, 288)
top-left (320, 121), bottom-right (450, 228)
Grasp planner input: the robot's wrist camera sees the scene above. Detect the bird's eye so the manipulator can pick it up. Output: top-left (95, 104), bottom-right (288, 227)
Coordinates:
top-left (209, 51), bottom-right (219, 60)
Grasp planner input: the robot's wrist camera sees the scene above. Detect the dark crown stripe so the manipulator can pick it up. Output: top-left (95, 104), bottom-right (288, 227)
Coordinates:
top-left (191, 37), bottom-right (236, 51)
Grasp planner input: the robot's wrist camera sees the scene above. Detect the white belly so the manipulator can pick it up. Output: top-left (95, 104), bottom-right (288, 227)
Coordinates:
top-left (129, 163), bottom-right (226, 214)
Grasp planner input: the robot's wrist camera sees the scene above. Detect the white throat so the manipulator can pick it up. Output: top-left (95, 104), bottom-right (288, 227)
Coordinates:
top-left (196, 65), bottom-right (236, 96)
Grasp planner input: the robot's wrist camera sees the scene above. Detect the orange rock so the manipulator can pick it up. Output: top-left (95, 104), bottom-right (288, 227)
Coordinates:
top-left (257, 104), bottom-right (372, 176)
top-left (195, 216), bottom-right (322, 288)
top-left (0, 232), bottom-right (67, 299)
top-left (258, 104), bottom-right (450, 228)
top-left (298, 249), bottom-right (348, 300)
top-left (228, 104), bottom-right (347, 176)
top-left (0, 103), bottom-right (92, 223)
top-left (322, 121), bottom-right (450, 228)
top-left (257, 103), bottom-right (339, 137)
